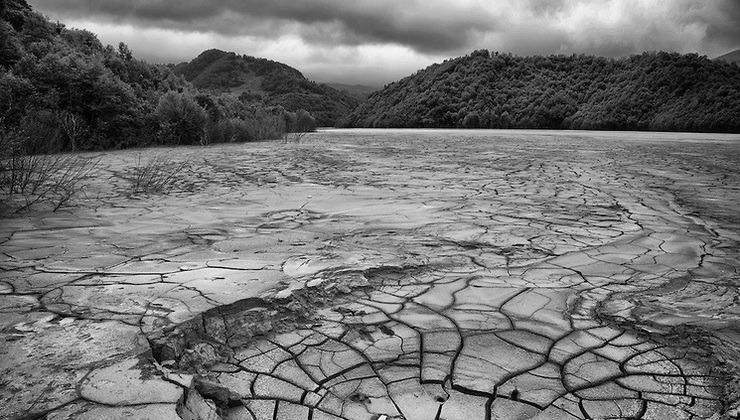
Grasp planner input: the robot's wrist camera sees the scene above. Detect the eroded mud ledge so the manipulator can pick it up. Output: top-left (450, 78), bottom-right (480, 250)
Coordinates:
top-left (2, 129), bottom-right (739, 420)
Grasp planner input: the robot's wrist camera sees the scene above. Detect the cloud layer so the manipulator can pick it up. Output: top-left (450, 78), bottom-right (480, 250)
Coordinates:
top-left (28, 0), bottom-right (740, 85)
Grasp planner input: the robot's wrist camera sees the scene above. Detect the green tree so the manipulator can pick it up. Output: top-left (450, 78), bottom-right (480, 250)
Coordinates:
top-left (117, 42), bottom-right (132, 61)
top-left (154, 91), bottom-right (208, 145)
top-left (462, 111), bottom-right (480, 128)
top-left (295, 109), bottom-right (317, 132)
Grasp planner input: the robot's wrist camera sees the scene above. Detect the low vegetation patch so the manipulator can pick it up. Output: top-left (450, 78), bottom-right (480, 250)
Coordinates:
top-left (280, 109), bottom-right (317, 144)
top-left (127, 153), bottom-right (189, 195)
top-left (0, 152), bottom-right (98, 214)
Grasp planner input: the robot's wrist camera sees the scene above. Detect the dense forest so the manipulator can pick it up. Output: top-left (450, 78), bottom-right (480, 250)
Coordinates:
top-left (173, 49), bottom-right (359, 127)
top-left (0, 0), bottom-right (316, 154)
top-left (341, 50), bottom-right (740, 133)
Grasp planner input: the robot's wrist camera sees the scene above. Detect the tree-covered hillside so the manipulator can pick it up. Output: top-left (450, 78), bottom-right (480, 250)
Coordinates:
top-left (0, 0), bottom-right (316, 153)
top-left (173, 49), bottom-right (359, 126)
top-left (342, 50), bottom-right (740, 133)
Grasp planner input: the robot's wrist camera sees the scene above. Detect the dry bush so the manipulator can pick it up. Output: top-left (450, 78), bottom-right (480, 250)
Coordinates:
top-left (127, 153), bottom-right (189, 195)
top-left (0, 153), bottom-right (98, 213)
top-left (0, 122), bottom-right (98, 214)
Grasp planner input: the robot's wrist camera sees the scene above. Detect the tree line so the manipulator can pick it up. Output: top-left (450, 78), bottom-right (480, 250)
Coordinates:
top-left (341, 49), bottom-right (740, 133)
top-left (0, 0), bottom-right (317, 156)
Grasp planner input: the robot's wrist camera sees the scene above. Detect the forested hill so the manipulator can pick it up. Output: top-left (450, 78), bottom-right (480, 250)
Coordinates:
top-left (1, 0), bottom-right (320, 152)
top-left (341, 50), bottom-right (740, 133)
top-left (173, 49), bottom-right (359, 126)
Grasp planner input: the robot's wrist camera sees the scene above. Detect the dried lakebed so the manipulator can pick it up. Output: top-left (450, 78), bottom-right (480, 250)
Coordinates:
top-left (2, 129), bottom-right (740, 420)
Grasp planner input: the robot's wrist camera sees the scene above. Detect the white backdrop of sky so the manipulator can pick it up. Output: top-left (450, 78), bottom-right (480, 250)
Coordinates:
top-left (27, 0), bottom-right (740, 86)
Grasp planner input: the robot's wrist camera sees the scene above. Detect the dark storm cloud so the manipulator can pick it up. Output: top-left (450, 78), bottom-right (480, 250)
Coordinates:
top-left (32, 0), bottom-right (498, 54)
top-left (697, 0), bottom-right (740, 51)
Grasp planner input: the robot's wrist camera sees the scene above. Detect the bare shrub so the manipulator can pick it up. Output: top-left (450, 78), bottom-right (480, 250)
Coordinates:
top-left (282, 131), bottom-right (306, 144)
top-left (128, 153), bottom-right (188, 195)
top-left (0, 123), bottom-right (98, 214)
top-left (0, 152), bottom-right (98, 213)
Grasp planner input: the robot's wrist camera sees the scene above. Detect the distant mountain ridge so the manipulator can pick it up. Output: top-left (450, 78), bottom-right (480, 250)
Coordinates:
top-left (173, 49), bottom-right (359, 126)
top-left (714, 49), bottom-right (740, 65)
top-left (325, 83), bottom-right (379, 101)
top-left (342, 50), bottom-right (740, 133)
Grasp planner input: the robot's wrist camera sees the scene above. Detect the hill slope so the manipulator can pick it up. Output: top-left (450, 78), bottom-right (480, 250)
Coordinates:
top-left (342, 50), bottom-right (740, 133)
top-left (325, 83), bottom-right (379, 101)
top-left (0, 0), bottom-right (300, 152)
top-left (173, 50), bottom-right (358, 126)
top-left (714, 49), bottom-right (740, 65)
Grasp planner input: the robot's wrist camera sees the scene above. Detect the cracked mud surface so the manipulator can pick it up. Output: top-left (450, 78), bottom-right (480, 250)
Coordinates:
top-left (2, 129), bottom-right (740, 420)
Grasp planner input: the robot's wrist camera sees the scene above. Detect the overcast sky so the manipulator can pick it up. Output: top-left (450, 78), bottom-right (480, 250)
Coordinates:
top-left (27, 0), bottom-right (740, 86)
